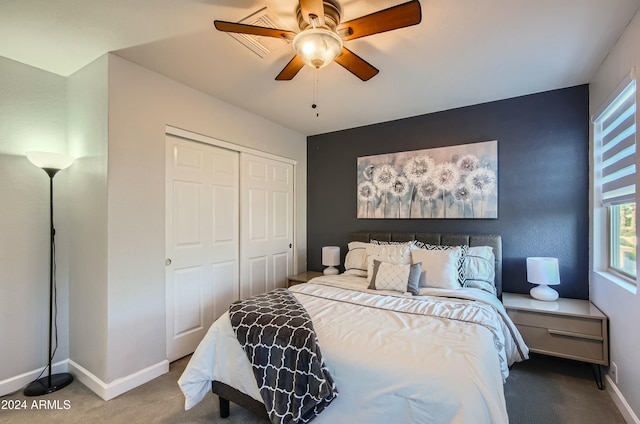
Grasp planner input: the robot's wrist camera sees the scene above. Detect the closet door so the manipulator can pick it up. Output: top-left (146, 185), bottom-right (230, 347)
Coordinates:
top-left (240, 153), bottom-right (294, 299)
top-left (165, 135), bottom-right (239, 361)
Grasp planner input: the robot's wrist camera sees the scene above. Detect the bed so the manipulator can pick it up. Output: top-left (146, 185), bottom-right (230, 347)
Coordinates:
top-left (178, 232), bottom-right (528, 423)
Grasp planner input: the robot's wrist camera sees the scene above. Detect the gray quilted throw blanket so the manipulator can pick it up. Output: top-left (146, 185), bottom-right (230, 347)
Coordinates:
top-left (229, 288), bottom-right (338, 424)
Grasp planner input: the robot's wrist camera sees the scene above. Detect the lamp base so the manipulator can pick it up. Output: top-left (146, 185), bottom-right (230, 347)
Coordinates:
top-left (530, 284), bottom-right (559, 301)
top-left (24, 373), bottom-right (73, 396)
top-left (323, 266), bottom-right (339, 275)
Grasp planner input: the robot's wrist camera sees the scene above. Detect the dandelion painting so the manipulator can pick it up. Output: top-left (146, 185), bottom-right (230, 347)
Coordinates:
top-left (357, 140), bottom-right (497, 219)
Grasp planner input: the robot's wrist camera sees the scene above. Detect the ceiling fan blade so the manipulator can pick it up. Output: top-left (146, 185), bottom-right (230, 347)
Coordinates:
top-left (214, 20), bottom-right (296, 40)
top-left (299, 0), bottom-right (325, 27)
top-left (334, 47), bottom-right (379, 81)
top-left (337, 0), bottom-right (422, 41)
top-left (276, 55), bottom-right (306, 80)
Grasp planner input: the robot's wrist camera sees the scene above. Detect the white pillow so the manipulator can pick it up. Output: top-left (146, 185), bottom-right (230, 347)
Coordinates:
top-left (344, 241), bottom-right (370, 277)
top-left (366, 243), bottom-right (413, 282)
top-left (411, 247), bottom-right (463, 289)
top-left (413, 242), bottom-right (467, 286)
top-left (463, 246), bottom-right (496, 294)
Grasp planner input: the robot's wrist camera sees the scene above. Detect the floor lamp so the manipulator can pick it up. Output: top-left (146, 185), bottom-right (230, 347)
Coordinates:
top-left (24, 151), bottom-right (74, 396)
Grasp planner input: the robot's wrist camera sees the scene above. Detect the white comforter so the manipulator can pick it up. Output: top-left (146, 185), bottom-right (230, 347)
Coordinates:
top-left (178, 275), bottom-right (528, 424)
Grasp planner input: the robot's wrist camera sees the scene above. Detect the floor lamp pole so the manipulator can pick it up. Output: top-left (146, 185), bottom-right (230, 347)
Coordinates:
top-left (24, 153), bottom-right (74, 396)
top-left (46, 173), bottom-right (55, 389)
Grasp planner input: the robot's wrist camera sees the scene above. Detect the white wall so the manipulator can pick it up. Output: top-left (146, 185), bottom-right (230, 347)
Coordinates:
top-left (0, 56), bottom-right (70, 391)
top-left (1, 51), bottom-right (307, 397)
top-left (102, 54), bottom-right (307, 383)
top-left (67, 55), bottom-right (110, 382)
top-left (590, 8), bottom-right (640, 422)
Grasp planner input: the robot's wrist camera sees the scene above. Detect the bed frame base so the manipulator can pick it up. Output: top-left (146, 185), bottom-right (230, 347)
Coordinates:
top-left (219, 396), bottom-right (229, 418)
top-left (211, 381), bottom-right (269, 420)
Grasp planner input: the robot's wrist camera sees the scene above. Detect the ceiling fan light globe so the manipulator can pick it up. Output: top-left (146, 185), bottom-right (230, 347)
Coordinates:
top-left (293, 28), bottom-right (343, 69)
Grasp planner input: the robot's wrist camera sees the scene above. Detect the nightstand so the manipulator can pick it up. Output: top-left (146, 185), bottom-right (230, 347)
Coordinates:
top-left (287, 271), bottom-right (323, 288)
top-left (503, 292), bottom-right (609, 389)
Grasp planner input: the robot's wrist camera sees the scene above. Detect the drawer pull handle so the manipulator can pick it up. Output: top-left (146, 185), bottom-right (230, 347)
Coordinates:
top-left (547, 328), bottom-right (603, 341)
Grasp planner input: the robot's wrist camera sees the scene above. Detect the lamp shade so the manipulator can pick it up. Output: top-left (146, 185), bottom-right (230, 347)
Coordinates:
top-left (292, 28), bottom-right (343, 69)
top-left (322, 246), bottom-right (340, 275)
top-left (526, 257), bottom-right (560, 285)
top-left (26, 151), bottom-right (74, 171)
top-left (322, 246), bottom-right (340, 266)
top-left (527, 257), bottom-right (560, 301)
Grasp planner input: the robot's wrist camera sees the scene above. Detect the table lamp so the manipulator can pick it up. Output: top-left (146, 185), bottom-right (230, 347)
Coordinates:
top-left (322, 246), bottom-right (340, 275)
top-left (527, 257), bottom-right (560, 301)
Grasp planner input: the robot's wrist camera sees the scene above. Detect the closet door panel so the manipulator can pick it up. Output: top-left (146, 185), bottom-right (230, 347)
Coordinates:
top-left (166, 135), bottom-right (239, 361)
top-left (240, 153), bottom-right (294, 298)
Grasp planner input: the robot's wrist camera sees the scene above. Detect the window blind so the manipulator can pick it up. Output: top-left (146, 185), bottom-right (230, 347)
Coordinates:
top-left (595, 78), bottom-right (637, 206)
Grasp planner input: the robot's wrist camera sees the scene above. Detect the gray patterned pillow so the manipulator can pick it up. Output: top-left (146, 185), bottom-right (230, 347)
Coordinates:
top-left (368, 259), bottom-right (421, 295)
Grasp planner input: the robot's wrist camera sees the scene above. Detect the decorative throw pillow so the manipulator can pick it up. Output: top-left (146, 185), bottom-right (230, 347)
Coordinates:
top-left (463, 246), bottom-right (496, 295)
top-left (413, 242), bottom-right (468, 286)
top-left (344, 241), bottom-right (370, 277)
top-left (410, 247), bottom-right (464, 290)
top-left (370, 240), bottom-right (415, 246)
top-left (366, 243), bottom-right (413, 282)
top-left (368, 260), bottom-right (421, 295)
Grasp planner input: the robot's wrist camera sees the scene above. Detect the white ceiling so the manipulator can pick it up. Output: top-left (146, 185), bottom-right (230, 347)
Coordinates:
top-left (2, 0), bottom-right (639, 136)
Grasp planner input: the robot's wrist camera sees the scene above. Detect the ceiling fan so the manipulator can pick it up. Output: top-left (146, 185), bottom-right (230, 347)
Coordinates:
top-left (214, 0), bottom-right (422, 81)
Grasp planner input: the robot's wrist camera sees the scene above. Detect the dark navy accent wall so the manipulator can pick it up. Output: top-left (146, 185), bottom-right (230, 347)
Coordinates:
top-left (307, 85), bottom-right (589, 299)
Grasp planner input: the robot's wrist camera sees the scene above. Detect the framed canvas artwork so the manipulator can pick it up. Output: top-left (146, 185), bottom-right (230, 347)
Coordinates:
top-left (357, 140), bottom-right (497, 219)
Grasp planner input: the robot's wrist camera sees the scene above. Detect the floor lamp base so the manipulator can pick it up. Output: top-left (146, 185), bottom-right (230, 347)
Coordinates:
top-left (24, 373), bottom-right (73, 396)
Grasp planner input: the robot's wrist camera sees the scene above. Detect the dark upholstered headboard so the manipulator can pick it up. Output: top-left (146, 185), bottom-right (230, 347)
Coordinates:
top-left (349, 232), bottom-right (503, 298)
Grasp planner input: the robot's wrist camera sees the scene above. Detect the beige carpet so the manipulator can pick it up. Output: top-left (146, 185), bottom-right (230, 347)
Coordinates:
top-left (0, 356), bottom-right (267, 424)
top-left (1, 353), bottom-right (626, 424)
top-left (504, 354), bottom-right (626, 424)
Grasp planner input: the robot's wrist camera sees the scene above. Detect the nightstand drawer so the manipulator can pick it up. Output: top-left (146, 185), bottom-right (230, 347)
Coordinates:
top-left (503, 293), bottom-right (609, 370)
top-left (508, 310), bottom-right (602, 337)
top-left (516, 324), bottom-right (606, 364)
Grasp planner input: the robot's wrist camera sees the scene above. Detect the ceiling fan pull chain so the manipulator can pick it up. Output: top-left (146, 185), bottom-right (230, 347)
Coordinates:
top-left (312, 68), bottom-right (319, 117)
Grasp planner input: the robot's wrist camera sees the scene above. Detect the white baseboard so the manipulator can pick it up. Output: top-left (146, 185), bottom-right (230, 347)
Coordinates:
top-left (606, 374), bottom-right (640, 424)
top-left (0, 360), bottom-right (69, 397)
top-left (68, 359), bottom-right (169, 401)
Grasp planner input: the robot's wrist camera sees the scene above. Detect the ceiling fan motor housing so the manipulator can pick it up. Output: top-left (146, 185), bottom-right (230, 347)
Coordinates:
top-left (296, 0), bottom-right (342, 31)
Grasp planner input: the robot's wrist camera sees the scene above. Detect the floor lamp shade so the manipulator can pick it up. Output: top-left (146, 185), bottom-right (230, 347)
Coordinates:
top-left (527, 257), bottom-right (560, 301)
top-left (322, 246), bottom-right (340, 275)
top-left (26, 151), bottom-right (74, 171)
top-left (24, 151), bottom-right (74, 396)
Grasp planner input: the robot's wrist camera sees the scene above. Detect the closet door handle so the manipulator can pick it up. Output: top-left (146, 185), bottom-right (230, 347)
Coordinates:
top-left (165, 258), bottom-right (172, 266)
top-left (289, 244), bottom-right (292, 248)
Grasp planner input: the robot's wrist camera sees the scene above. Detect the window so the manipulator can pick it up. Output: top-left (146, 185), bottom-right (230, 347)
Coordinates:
top-left (594, 72), bottom-right (637, 280)
top-left (609, 203), bottom-right (636, 277)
